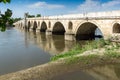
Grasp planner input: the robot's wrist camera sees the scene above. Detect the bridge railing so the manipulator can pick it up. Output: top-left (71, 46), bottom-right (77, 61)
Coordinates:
top-left (26, 16), bottom-right (120, 20)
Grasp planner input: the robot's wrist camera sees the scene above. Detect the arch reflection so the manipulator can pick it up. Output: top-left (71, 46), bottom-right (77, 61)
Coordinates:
top-left (24, 31), bottom-right (75, 55)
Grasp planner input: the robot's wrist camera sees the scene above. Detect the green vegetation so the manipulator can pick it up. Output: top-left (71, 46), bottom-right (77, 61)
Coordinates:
top-left (66, 51), bottom-right (120, 65)
top-left (65, 54), bottom-right (99, 64)
top-left (0, 0), bottom-right (13, 31)
top-left (27, 14), bottom-right (35, 18)
top-left (104, 42), bottom-right (120, 58)
top-left (12, 18), bottom-right (22, 23)
top-left (51, 39), bottom-right (109, 61)
top-left (0, 0), bottom-right (11, 3)
top-left (51, 39), bottom-right (120, 63)
top-left (27, 14), bottom-right (41, 18)
top-left (36, 14), bottom-right (41, 17)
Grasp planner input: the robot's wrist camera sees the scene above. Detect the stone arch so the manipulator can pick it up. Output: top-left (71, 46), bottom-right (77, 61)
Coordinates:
top-left (75, 22), bottom-right (103, 40)
top-left (113, 23), bottom-right (120, 33)
top-left (33, 21), bottom-right (37, 31)
top-left (68, 21), bottom-right (73, 30)
top-left (28, 21), bottom-right (31, 30)
top-left (52, 22), bottom-right (65, 35)
top-left (40, 21), bottom-right (47, 32)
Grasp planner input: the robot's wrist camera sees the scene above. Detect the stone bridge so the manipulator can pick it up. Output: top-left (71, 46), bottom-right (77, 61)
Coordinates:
top-left (14, 10), bottom-right (120, 41)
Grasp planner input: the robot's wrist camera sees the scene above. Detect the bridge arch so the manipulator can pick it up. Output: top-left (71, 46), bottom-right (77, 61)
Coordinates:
top-left (33, 21), bottom-right (37, 31)
top-left (28, 21), bottom-right (31, 30)
top-left (75, 21), bottom-right (103, 40)
top-left (40, 21), bottom-right (47, 32)
top-left (52, 22), bottom-right (65, 35)
top-left (113, 23), bottom-right (120, 33)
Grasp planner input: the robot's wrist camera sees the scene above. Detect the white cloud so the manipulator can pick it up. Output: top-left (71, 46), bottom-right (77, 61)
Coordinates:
top-left (102, 0), bottom-right (120, 7)
top-left (28, 1), bottom-right (65, 9)
top-left (70, 0), bottom-right (120, 13)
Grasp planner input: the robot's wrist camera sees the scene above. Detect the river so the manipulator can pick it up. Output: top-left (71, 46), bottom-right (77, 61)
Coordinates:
top-left (0, 28), bottom-right (77, 75)
top-left (0, 28), bottom-right (120, 80)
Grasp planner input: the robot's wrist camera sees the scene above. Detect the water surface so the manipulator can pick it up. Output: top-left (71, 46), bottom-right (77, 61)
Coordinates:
top-left (0, 28), bottom-right (51, 75)
top-left (52, 64), bottom-right (120, 80)
top-left (0, 28), bottom-right (120, 80)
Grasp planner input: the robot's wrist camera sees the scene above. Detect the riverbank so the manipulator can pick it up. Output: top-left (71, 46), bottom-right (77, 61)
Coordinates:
top-left (0, 40), bottom-right (120, 80)
top-left (0, 53), bottom-right (120, 80)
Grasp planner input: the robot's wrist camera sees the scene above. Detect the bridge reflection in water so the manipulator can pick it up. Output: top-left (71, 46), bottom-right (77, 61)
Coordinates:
top-left (21, 30), bottom-right (76, 55)
top-left (19, 26), bottom-right (103, 55)
top-left (51, 64), bottom-right (120, 80)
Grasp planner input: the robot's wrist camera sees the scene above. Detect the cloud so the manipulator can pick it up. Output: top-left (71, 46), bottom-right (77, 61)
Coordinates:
top-left (28, 1), bottom-right (65, 9)
top-left (102, 0), bottom-right (120, 7)
top-left (70, 0), bottom-right (120, 13)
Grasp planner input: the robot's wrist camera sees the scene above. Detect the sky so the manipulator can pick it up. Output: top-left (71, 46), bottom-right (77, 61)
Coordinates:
top-left (1, 0), bottom-right (120, 18)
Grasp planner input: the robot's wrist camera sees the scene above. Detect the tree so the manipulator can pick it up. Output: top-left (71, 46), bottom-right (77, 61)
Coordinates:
top-left (27, 13), bottom-right (41, 18)
top-left (12, 18), bottom-right (22, 23)
top-left (0, 0), bottom-right (10, 3)
top-left (36, 14), bottom-right (41, 17)
top-left (0, 0), bottom-right (13, 31)
top-left (27, 14), bottom-right (35, 18)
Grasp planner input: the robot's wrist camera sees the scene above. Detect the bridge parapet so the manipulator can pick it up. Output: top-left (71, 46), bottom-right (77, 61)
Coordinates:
top-left (26, 10), bottom-right (120, 20)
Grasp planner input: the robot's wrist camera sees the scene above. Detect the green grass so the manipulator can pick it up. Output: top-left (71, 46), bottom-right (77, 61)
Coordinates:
top-left (65, 48), bottom-right (120, 64)
top-left (65, 54), bottom-right (99, 64)
top-left (104, 45), bottom-right (120, 58)
top-left (50, 38), bottom-right (120, 66)
top-left (105, 52), bottom-right (120, 58)
top-left (51, 39), bottom-right (109, 61)
top-left (51, 45), bottom-right (83, 61)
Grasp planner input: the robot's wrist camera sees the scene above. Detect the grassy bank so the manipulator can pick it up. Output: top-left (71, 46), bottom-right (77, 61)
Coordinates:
top-left (51, 39), bottom-right (113, 61)
top-left (51, 39), bottom-right (120, 65)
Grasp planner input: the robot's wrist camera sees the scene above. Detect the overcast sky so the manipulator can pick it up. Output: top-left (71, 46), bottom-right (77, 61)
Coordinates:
top-left (1, 0), bottom-right (120, 18)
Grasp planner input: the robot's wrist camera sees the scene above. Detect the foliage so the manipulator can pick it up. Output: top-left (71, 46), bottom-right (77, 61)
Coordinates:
top-left (36, 14), bottom-right (41, 17)
top-left (0, 0), bottom-right (11, 3)
top-left (105, 51), bottom-right (120, 58)
top-left (12, 18), bottom-right (22, 23)
top-left (27, 14), bottom-right (41, 18)
top-left (27, 14), bottom-right (35, 18)
top-left (0, 0), bottom-right (13, 31)
top-left (104, 42), bottom-right (120, 58)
